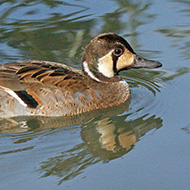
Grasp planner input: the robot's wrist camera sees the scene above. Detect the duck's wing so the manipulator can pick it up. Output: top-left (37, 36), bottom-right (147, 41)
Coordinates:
top-left (0, 60), bottom-right (88, 109)
top-left (0, 60), bottom-right (85, 89)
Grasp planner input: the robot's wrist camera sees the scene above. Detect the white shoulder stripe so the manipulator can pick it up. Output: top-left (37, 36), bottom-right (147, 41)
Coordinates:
top-left (4, 89), bottom-right (27, 107)
top-left (82, 61), bottom-right (100, 82)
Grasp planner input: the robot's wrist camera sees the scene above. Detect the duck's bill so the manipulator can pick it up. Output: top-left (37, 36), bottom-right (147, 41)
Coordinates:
top-left (131, 54), bottom-right (162, 69)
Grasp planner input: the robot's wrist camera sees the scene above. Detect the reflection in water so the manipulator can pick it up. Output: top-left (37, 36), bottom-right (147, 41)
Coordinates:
top-left (81, 114), bottom-right (162, 161)
top-left (0, 1), bottom-right (93, 63)
top-left (37, 113), bottom-right (162, 185)
top-left (157, 28), bottom-right (190, 59)
top-left (170, 0), bottom-right (190, 16)
top-left (182, 125), bottom-right (190, 135)
top-left (0, 0), bottom-right (158, 64)
top-left (0, 99), bottom-right (162, 184)
top-left (157, 0), bottom-right (190, 59)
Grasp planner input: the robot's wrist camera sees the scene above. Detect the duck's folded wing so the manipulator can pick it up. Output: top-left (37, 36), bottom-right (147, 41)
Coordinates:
top-left (0, 60), bottom-right (88, 109)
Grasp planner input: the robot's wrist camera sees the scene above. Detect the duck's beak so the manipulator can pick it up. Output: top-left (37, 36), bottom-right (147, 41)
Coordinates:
top-left (131, 54), bottom-right (162, 69)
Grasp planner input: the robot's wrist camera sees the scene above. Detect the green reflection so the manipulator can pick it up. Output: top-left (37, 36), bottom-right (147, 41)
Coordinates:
top-left (182, 124), bottom-right (190, 135)
top-left (157, 28), bottom-right (190, 59)
top-left (0, 0), bottom-right (158, 64)
top-left (157, 0), bottom-right (190, 59)
top-left (171, 0), bottom-right (190, 16)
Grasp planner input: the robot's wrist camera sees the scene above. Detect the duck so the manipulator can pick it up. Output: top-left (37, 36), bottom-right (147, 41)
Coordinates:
top-left (0, 33), bottom-right (162, 117)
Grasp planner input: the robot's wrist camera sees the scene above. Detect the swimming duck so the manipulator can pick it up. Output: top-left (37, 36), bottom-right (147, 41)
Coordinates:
top-left (0, 33), bottom-right (162, 117)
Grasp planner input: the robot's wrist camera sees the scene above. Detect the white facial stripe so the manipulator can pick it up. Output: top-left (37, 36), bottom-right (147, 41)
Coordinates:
top-left (98, 51), bottom-right (114, 78)
top-left (83, 61), bottom-right (100, 82)
top-left (4, 89), bottom-right (27, 107)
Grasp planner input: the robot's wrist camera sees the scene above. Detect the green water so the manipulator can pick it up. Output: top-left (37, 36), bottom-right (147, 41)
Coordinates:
top-left (0, 0), bottom-right (190, 189)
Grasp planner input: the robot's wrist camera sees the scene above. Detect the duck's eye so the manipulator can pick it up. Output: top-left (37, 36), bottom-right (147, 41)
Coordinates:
top-left (113, 48), bottom-right (123, 56)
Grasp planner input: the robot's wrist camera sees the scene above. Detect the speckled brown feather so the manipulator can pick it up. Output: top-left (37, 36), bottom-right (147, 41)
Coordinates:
top-left (0, 60), bottom-right (129, 117)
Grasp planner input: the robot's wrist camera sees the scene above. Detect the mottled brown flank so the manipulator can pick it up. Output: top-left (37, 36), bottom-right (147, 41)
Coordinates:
top-left (0, 60), bottom-right (130, 117)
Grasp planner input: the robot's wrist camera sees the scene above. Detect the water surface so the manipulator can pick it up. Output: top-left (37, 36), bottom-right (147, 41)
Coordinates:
top-left (0, 0), bottom-right (190, 189)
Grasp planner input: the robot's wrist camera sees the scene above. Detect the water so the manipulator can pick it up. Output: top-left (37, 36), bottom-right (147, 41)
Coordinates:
top-left (0, 0), bottom-right (190, 189)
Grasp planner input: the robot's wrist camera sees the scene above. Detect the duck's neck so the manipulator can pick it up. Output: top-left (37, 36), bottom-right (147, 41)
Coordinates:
top-left (82, 61), bottom-right (122, 82)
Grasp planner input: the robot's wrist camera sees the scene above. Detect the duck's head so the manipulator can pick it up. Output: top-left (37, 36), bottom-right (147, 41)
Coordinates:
top-left (82, 33), bottom-right (162, 82)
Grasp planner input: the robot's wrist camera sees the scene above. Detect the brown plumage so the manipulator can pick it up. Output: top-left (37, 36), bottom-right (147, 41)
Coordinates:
top-left (0, 33), bottom-right (162, 117)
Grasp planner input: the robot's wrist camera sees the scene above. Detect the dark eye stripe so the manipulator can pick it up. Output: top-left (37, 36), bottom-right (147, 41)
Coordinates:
top-left (15, 90), bottom-right (38, 108)
top-left (112, 54), bottom-right (119, 74)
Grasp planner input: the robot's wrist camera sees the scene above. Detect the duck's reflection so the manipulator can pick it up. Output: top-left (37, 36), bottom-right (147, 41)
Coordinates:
top-left (0, 99), bottom-right (162, 183)
top-left (81, 114), bottom-right (162, 161)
